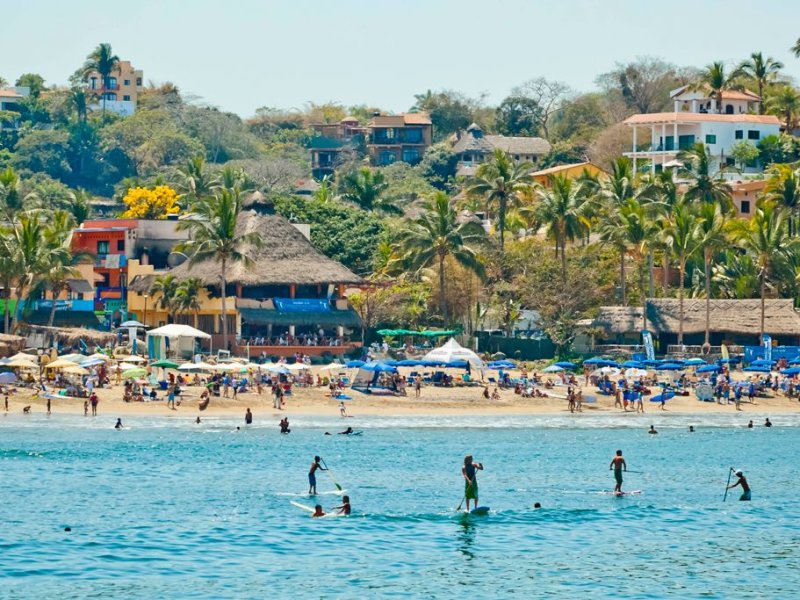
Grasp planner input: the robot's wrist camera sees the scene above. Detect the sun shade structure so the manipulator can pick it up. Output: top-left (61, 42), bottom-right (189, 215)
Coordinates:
top-left (147, 324), bottom-right (211, 339)
top-left (421, 338), bottom-right (483, 369)
top-left (377, 329), bottom-right (461, 338)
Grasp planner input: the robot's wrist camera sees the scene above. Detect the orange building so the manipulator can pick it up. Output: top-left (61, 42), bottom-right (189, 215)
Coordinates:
top-left (85, 59), bottom-right (143, 116)
top-left (367, 112), bottom-right (432, 165)
top-left (531, 162), bottom-right (607, 186)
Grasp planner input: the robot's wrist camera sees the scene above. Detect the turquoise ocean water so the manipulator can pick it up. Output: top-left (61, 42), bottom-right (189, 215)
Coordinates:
top-left (1, 412), bottom-right (799, 599)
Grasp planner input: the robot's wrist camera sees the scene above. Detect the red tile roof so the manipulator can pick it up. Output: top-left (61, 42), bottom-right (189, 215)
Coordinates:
top-left (624, 112), bottom-right (780, 125)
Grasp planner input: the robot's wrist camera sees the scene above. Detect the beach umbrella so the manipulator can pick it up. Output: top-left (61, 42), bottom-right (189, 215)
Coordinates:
top-left (320, 363), bottom-right (345, 371)
top-left (395, 359), bottom-right (422, 367)
top-left (80, 358), bottom-right (107, 368)
top-left (360, 362), bottom-right (398, 373)
top-left (178, 362), bottom-right (213, 371)
top-left (0, 372), bottom-right (17, 383)
top-left (750, 359), bottom-right (775, 366)
top-left (345, 360), bottom-right (365, 368)
top-left (685, 358), bottom-right (707, 366)
top-left (622, 360), bottom-right (645, 368)
top-left (649, 391), bottom-right (676, 403)
top-left (63, 365), bottom-right (90, 376)
top-left (743, 366), bottom-right (771, 373)
top-left (263, 365), bottom-right (290, 375)
top-left (781, 367), bottom-right (800, 376)
top-left (9, 352), bottom-right (37, 362)
top-left (284, 363), bottom-right (309, 371)
top-left (543, 365), bottom-right (564, 373)
top-left (87, 353), bottom-right (112, 362)
top-left (117, 355), bottom-right (147, 363)
top-left (624, 368), bottom-right (649, 378)
top-left (122, 367), bottom-right (148, 378)
top-left (583, 357), bottom-right (609, 365)
top-left (118, 362), bottom-right (141, 371)
top-left (696, 365), bottom-right (721, 374)
top-left (6, 358), bottom-right (39, 369)
top-left (554, 361), bottom-right (576, 369)
top-left (150, 359), bottom-right (180, 369)
top-left (120, 320), bottom-right (145, 327)
top-left (58, 353), bottom-right (86, 364)
top-left (656, 363), bottom-right (684, 371)
top-left (595, 366), bottom-right (621, 376)
top-left (717, 358), bottom-right (740, 364)
top-left (44, 358), bottom-right (78, 369)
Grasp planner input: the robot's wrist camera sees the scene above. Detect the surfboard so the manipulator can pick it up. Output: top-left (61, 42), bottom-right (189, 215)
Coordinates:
top-left (469, 506), bottom-right (490, 515)
top-left (291, 500), bottom-right (316, 513)
top-left (598, 490), bottom-right (642, 496)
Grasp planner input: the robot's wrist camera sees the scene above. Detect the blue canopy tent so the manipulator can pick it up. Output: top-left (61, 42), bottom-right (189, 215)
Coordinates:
top-left (743, 365), bottom-right (771, 373)
top-left (781, 367), bottom-right (800, 376)
top-left (554, 361), bottom-right (576, 369)
top-left (352, 362), bottom-right (399, 394)
top-left (696, 365), bottom-right (721, 374)
top-left (345, 360), bottom-right (365, 368)
top-left (622, 360), bottom-right (645, 368)
top-left (750, 359), bottom-right (775, 367)
top-left (487, 360), bottom-right (516, 369)
top-left (685, 358), bottom-right (707, 366)
top-left (656, 363), bottom-right (684, 371)
top-left (584, 359), bottom-right (619, 368)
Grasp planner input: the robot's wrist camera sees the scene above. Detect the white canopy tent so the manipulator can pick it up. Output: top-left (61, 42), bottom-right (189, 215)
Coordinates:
top-left (146, 324), bottom-right (212, 359)
top-left (421, 338), bottom-right (484, 369)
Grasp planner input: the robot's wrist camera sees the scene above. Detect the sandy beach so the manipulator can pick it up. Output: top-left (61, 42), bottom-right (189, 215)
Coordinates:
top-left (6, 369), bottom-right (800, 418)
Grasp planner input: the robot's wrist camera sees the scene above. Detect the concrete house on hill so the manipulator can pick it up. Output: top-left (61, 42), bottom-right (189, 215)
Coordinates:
top-left (451, 124), bottom-right (551, 177)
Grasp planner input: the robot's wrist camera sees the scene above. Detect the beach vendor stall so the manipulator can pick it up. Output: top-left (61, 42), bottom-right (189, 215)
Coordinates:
top-left (146, 324), bottom-right (211, 360)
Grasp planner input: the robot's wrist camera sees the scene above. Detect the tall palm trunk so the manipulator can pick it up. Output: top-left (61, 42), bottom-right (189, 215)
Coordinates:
top-left (498, 197), bottom-right (507, 251)
top-left (47, 287), bottom-right (60, 327)
top-left (662, 253), bottom-right (669, 294)
top-left (704, 249), bottom-right (712, 345)
top-left (220, 256), bottom-right (229, 352)
top-left (619, 250), bottom-right (627, 305)
top-left (560, 238), bottom-right (567, 282)
top-left (639, 258), bottom-right (647, 332)
top-left (648, 250), bottom-right (655, 298)
top-left (3, 282), bottom-right (10, 333)
top-left (438, 252), bottom-right (447, 322)
top-left (678, 260), bottom-right (686, 345)
top-left (760, 269), bottom-right (766, 337)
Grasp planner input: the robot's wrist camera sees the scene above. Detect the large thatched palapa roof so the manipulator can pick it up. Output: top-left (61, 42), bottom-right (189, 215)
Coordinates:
top-left (131, 211), bottom-right (363, 290)
top-left (594, 299), bottom-right (800, 336)
top-left (20, 325), bottom-right (117, 345)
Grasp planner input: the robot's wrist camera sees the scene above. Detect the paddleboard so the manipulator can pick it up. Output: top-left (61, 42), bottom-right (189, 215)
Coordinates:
top-left (277, 490), bottom-right (347, 497)
top-left (469, 506), bottom-right (490, 515)
top-left (599, 490), bottom-right (642, 496)
top-left (290, 500), bottom-right (315, 513)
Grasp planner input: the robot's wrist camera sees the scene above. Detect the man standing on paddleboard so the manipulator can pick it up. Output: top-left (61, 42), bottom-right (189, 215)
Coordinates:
top-left (609, 450), bottom-right (627, 494)
top-left (727, 470), bottom-right (751, 501)
top-left (308, 456), bottom-right (327, 495)
top-left (462, 455), bottom-right (484, 511)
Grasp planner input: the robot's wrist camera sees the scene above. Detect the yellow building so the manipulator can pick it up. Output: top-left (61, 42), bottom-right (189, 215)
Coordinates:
top-left (85, 59), bottom-right (143, 116)
top-left (531, 162), bottom-right (607, 186)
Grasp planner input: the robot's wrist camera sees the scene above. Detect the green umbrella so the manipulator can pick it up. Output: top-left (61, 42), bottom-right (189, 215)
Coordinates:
top-left (150, 359), bottom-right (179, 369)
top-left (122, 367), bottom-right (148, 379)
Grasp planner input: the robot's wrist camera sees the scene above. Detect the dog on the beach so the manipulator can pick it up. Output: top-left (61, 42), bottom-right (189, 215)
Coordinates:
top-left (22, 406), bottom-right (30, 414)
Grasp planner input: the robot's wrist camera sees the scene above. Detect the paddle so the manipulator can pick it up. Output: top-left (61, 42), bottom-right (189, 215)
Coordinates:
top-left (320, 458), bottom-right (342, 491)
top-left (723, 467), bottom-right (734, 502)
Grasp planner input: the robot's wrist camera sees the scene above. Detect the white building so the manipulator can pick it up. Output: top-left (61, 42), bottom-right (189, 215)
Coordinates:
top-left (0, 87), bottom-right (29, 129)
top-left (624, 86), bottom-right (781, 175)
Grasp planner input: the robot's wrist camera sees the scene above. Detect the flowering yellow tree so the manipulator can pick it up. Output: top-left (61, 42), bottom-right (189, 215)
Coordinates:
top-left (121, 185), bottom-right (180, 219)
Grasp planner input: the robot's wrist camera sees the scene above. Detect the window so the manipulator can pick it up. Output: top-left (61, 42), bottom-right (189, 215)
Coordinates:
top-left (740, 200), bottom-right (751, 214)
top-left (747, 130), bottom-right (760, 140)
top-left (705, 134), bottom-right (717, 144)
top-left (103, 92), bottom-right (117, 101)
top-left (404, 128), bottom-right (422, 143)
top-left (678, 134), bottom-right (695, 150)
top-left (726, 157), bottom-right (736, 167)
top-left (402, 148), bottom-right (420, 162)
top-left (123, 95), bottom-right (131, 101)
top-left (378, 151), bottom-right (396, 165)
top-left (97, 241), bottom-right (109, 255)
top-left (123, 79), bottom-right (130, 86)
top-left (107, 77), bottom-right (117, 90)
top-left (89, 77), bottom-right (98, 90)
top-left (735, 130), bottom-right (743, 139)
top-left (117, 240), bottom-right (125, 252)
top-left (136, 77), bottom-right (142, 86)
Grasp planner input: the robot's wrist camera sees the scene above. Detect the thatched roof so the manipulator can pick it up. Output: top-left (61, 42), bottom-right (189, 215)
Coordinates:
top-left (593, 299), bottom-right (800, 336)
top-left (137, 211), bottom-right (363, 288)
top-left (19, 325), bottom-right (117, 345)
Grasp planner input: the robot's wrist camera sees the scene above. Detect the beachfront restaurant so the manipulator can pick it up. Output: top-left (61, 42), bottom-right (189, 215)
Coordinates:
top-left (128, 210), bottom-right (364, 357)
top-left (590, 298), bottom-right (800, 351)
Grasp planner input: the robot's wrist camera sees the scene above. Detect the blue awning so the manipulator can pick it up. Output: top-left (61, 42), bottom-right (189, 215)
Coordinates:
top-left (272, 298), bottom-right (332, 312)
top-left (240, 307), bottom-right (361, 328)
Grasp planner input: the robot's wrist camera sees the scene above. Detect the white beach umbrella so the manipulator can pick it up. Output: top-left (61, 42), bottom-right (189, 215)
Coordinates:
top-left (624, 368), bottom-right (649, 378)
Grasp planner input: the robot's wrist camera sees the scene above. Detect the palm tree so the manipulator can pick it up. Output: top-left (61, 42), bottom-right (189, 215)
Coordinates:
top-left (739, 52), bottom-right (783, 113)
top-left (395, 192), bottom-right (486, 322)
top-left (766, 85), bottom-right (800, 131)
top-left (713, 250), bottom-right (759, 299)
top-left (81, 43), bottom-right (120, 117)
top-left (695, 203), bottom-right (728, 346)
top-left (211, 166), bottom-right (254, 195)
top-left (677, 143), bottom-right (733, 210)
top-left (642, 170), bottom-right (680, 294)
top-left (0, 229), bottom-right (20, 332)
top-left (0, 168), bottom-right (35, 224)
top-left (175, 277), bottom-right (203, 328)
top-left (599, 198), bottom-right (660, 328)
top-left (660, 201), bottom-right (702, 344)
top-left (467, 149), bottom-right (533, 250)
top-left (176, 156), bottom-right (214, 205)
top-left (791, 38), bottom-right (800, 58)
top-left (67, 189), bottom-right (92, 225)
top-left (694, 61), bottom-right (744, 114)
top-left (731, 200), bottom-right (796, 336)
top-left (9, 214), bottom-right (48, 331)
top-left (530, 176), bottom-right (592, 281)
top-left (338, 168), bottom-right (398, 215)
top-left (149, 274), bottom-right (180, 323)
top-left (764, 164), bottom-right (800, 235)
top-left (177, 189), bottom-right (263, 351)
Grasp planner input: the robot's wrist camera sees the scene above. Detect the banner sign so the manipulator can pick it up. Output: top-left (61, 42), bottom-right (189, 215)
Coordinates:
top-left (641, 330), bottom-right (655, 361)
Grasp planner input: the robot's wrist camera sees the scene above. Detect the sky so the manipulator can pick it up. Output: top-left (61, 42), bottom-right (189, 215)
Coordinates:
top-left (3, 0), bottom-right (800, 117)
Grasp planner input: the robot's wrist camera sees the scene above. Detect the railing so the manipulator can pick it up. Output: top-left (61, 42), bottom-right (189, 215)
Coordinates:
top-left (666, 344), bottom-right (744, 357)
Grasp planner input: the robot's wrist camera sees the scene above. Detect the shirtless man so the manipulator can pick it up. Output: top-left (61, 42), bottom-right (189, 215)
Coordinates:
top-left (312, 504), bottom-right (326, 518)
top-left (308, 456), bottom-right (327, 495)
top-left (727, 470), bottom-right (751, 501)
top-left (609, 450), bottom-right (627, 494)
top-left (462, 455), bottom-right (484, 511)
top-left (334, 495), bottom-right (351, 515)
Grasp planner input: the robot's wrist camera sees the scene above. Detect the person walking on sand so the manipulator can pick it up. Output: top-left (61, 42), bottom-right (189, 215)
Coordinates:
top-left (308, 456), bottom-right (327, 495)
top-left (414, 374), bottom-right (422, 398)
top-left (726, 470), bottom-right (751, 501)
top-left (4, 394), bottom-right (8, 413)
top-left (609, 450), bottom-right (627, 494)
top-left (462, 455), bottom-right (484, 512)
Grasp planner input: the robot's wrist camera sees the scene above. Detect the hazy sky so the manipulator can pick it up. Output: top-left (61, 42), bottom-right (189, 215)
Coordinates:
top-left (3, 0), bottom-right (800, 117)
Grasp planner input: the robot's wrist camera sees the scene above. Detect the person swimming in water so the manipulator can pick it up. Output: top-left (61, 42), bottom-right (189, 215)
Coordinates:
top-left (648, 425), bottom-right (658, 435)
top-left (312, 504), bottom-right (325, 517)
top-left (114, 418), bottom-right (123, 429)
top-left (727, 470), bottom-right (751, 501)
top-left (462, 455), bottom-right (484, 511)
top-left (308, 456), bottom-right (327, 495)
top-left (609, 450), bottom-right (627, 493)
top-left (338, 427), bottom-right (354, 435)
top-left (334, 495), bottom-right (351, 515)
top-left (764, 418), bottom-right (773, 428)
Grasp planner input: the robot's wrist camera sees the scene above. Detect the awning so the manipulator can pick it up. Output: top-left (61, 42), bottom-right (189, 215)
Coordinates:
top-left (66, 279), bottom-right (93, 293)
top-left (240, 307), bottom-right (361, 328)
